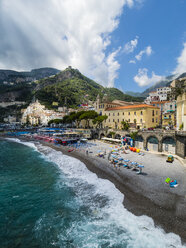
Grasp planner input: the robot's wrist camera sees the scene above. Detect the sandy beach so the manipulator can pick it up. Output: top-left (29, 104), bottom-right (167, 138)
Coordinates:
top-left (2, 136), bottom-right (186, 243)
top-left (32, 138), bottom-right (186, 243)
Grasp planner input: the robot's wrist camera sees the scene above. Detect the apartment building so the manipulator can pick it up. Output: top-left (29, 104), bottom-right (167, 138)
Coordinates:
top-left (102, 104), bottom-right (160, 129)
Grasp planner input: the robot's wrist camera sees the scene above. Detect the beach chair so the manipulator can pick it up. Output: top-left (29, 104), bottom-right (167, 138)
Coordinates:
top-left (136, 164), bottom-right (144, 174)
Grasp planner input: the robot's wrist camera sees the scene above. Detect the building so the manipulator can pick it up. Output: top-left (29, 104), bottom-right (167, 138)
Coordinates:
top-left (145, 87), bottom-right (171, 104)
top-left (3, 115), bottom-right (17, 124)
top-left (176, 92), bottom-right (186, 131)
top-left (150, 100), bottom-right (176, 127)
top-left (21, 100), bottom-right (66, 126)
top-left (157, 87), bottom-right (171, 101)
top-left (145, 91), bottom-right (160, 104)
top-left (102, 104), bottom-right (160, 129)
top-left (170, 77), bottom-right (186, 130)
top-left (162, 112), bottom-right (176, 128)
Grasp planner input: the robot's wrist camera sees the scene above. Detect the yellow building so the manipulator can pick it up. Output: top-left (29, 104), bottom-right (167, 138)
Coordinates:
top-left (162, 112), bottom-right (176, 128)
top-left (176, 92), bottom-right (186, 130)
top-left (102, 104), bottom-right (160, 129)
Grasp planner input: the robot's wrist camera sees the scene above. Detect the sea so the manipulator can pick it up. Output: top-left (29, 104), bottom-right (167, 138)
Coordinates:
top-left (0, 138), bottom-right (185, 248)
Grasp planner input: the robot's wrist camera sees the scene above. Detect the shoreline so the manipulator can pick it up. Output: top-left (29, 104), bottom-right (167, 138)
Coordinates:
top-left (2, 137), bottom-right (186, 244)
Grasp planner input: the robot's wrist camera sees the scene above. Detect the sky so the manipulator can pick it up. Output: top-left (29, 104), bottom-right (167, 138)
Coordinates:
top-left (0, 0), bottom-right (186, 93)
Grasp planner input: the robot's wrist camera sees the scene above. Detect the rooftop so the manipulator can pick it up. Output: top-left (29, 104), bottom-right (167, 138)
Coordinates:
top-left (106, 104), bottom-right (159, 111)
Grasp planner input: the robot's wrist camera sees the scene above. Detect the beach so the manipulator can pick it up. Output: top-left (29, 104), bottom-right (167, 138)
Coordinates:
top-left (39, 139), bottom-right (186, 243)
top-left (2, 136), bottom-right (186, 244)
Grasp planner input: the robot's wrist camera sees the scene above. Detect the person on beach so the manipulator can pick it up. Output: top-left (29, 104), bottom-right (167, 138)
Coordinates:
top-left (86, 149), bottom-right (89, 156)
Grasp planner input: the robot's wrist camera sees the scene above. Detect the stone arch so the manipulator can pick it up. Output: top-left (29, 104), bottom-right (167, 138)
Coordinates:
top-left (107, 133), bottom-right (112, 138)
top-left (135, 135), bottom-right (144, 149)
top-left (115, 134), bottom-right (121, 139)
top-left (93, 132), bottom-right (99, 139)
top-left (100, 133), bottom-right (105, 139)
top-left (147, 136), bottom-right (159, 152)
top-left (162, 136), bottom-right (176, 154)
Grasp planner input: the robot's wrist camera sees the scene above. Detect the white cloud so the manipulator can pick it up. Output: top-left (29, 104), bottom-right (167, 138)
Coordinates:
top-left (134, 68), bottom-right (164, 87)
top-left (123, 36), bottom-right (138, 54)
top-left (129, 60), bottom-right (136, 64)
top-left (106, 47), bottom-right (121, 87)
top-left (0, 0), bottom-right (139, 87)
top-left (135, 46), bottom-right (152, 61)
top-left (173, 42), bottom-right (186, 74)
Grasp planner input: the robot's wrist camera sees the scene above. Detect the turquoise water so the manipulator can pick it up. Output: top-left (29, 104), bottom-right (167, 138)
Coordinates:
top-left (0, 139), bottom-right (185, 248)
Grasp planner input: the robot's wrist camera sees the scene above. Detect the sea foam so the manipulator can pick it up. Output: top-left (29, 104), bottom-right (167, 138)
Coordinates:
top-left (8, 138), bottom-right (186, 248)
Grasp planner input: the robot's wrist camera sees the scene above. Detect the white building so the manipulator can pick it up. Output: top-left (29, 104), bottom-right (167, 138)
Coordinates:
top-left (21, 100), bottom-right (66, 125)
top-left (157, 87), bottom-right (171, 101)
top-left (145, 87), bottom-right (171, 104)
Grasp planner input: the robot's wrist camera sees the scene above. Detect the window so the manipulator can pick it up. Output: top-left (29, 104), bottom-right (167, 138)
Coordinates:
top-left (152, 110), bottom-right (154, 116)
top-left (118, 113), bottom-right (119, 116)
top-left (122, 119), bottom-right (124, 122)
top-left (169, 115), bottom-right (171, 119)
top-left (170, 105), bottom-right (172, 110)
top-left (128, 112), bottom-right (130, 115)
top-left (118, 119), bottom-right (119, 123)
top-left (152, 118), bottom-right (154, 123)
top-left (140, 119), bottom-right (142, 123)
top-left (109, 113), bottom-right (110, 116)
top-left (103, 104), bottom-right (104, 108)
top-left (123, 112), bottom-right (124, 115)
top-left (113, 113), bottom-right (115, 116)
top-left (128, 119), bottom-right (130, 122)
top-left (134, 112), bottom-right (136, 115)
top-left (156, 111), bottom-right (158, 115)
top-left (113, 119), bottom-right (115, 122)
top-left (141, 111), bottom-right (143, 115)
top-left (156, 118), bottom-right (158, 123)
top-left (109, 119), bottom-right (110, 122)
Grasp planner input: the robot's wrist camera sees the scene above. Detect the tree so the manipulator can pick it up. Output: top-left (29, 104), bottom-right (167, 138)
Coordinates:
top-left (130, 131), bottom-right (138, 141)
top-left (108, 131), bottom-right (115, 138)
top-left (121, 120), bottom-right (130, 130)
top-left (92, 115), bottom-right (108, 128)
top-left (179, 123), bottom-right (184, 130)
top-left (26, 115), bottom-right (30, 125)
top-left (79, 110), bottom-right (98, 128)
top-left (48, 119), bottom-right (63, 125)
top-left (74, 111), bottom-right (86, 128)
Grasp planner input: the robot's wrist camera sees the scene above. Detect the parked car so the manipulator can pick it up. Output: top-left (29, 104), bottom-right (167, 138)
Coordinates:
top-left (148, 127), bottom-right (154, 131)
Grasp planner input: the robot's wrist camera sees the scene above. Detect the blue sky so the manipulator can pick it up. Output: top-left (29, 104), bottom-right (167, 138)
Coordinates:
top-left (0, 0), bottom-right (186, 93)
top-left (111, 0), bottom-right (186, 92)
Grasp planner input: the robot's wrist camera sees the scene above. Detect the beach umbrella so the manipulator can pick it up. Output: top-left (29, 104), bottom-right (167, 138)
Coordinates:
top-left (138, 164), bottom-right (144, 168)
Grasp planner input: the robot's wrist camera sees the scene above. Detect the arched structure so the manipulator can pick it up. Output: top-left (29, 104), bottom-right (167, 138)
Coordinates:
top-left (100, 133), bottom-right (105, 139)
top-left (147, 136), bottom-right (159, 152)
top-left (115, 134), bottom-right (121, 139)
top-left (162, 136), bottom-right (176, 154)
top-left (135, 135), bottom-right (144, 149)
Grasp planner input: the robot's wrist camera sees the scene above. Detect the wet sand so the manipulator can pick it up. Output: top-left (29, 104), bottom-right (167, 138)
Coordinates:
top-left (2, 137), bottom-right (186, 243)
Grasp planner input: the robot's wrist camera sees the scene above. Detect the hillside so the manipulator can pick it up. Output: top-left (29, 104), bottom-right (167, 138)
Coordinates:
top-left (0, 68), bottom-right (60, 84)
top-left (142, 74), bottom-right (177, 96)
top-left (35, 67), bottom-right (144, 108)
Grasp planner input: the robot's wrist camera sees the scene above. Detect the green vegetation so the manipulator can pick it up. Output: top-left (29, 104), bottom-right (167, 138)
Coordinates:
top-left (92, 115), bottom-right (108, 128)
top-left (34, 67), bottom-right (144, 109)
top-left (179, 123), bottom-right (184, 130)
top-left (108, 131), bottom-right (116, 138)
top-left (130, 131), bottom-right (138, 141)
top-left (121, 120), bottom-right (130, 130)
top-left (79, 110), bottom-right (98, 128)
